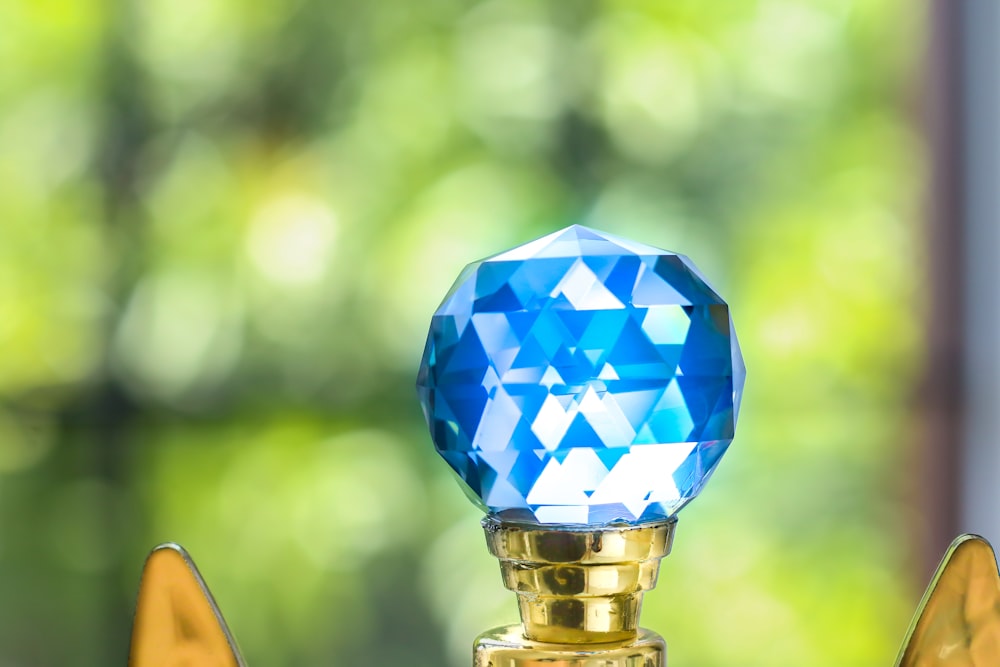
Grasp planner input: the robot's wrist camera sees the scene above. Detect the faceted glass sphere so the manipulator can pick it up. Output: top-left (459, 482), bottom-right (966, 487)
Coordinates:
top-left (416, 225), bottom-right (745, 525)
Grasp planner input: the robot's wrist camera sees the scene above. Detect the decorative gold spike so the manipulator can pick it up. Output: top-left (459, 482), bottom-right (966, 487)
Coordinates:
top-left (129, 543), bottom-right (245, 667)
top-left (896, 534), bottom-right (1000, 666)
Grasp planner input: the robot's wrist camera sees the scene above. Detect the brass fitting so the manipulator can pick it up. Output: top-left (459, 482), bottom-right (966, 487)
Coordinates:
top-left (475, 517), bottom-right (676, 667)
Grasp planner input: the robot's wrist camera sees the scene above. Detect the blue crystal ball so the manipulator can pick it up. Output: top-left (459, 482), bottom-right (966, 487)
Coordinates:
top-left (416, 225), bottom-right (745, 525)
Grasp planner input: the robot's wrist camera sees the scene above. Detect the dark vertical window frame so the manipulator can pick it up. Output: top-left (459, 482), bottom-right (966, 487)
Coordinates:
top-left (958, 1), bottom-right (1000, 550)
top-left (915, 0), bottom-right (965, 580)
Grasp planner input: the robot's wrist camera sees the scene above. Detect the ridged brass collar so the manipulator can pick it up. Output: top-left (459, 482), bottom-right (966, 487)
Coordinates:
top-left (482, 517), bottom-right (677, 645)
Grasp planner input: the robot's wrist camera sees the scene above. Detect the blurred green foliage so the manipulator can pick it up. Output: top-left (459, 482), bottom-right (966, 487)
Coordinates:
top-left (0, 0), bottom-right (923, 666)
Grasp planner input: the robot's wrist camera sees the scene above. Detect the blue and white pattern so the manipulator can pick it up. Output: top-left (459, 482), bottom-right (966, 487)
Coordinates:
top-left (417, 225), bottom-right (745, 525)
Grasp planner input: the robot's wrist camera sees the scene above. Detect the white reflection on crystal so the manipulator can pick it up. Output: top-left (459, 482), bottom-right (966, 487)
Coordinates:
top-left (531, 394), bottom-right (574, 451)
top-left (557, 260), bottom-right (624, 310)
top-left (526, 456), bottom-right (594, 505)
top-left (534, 505), bottom-right (590, 525)
top-left (483, 472), bottom-right (529, 510)
top-left (589, 443), bottom-right (695, 517)
top-left (633, 263), bottom-right (691, 306)
top-left (475, 388), bottom-right (519, 452)
top-left (641, 306), bottom-right (691, 345)
top-left (579, 386), bottom-right (636, 445)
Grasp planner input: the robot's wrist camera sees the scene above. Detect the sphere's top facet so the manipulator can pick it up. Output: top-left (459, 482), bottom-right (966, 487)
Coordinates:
top-left (416, 225), bottom-right (745, 526)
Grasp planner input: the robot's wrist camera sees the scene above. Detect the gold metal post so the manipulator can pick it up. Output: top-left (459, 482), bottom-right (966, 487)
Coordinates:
top-left (475, 517), bottom-right (676, 667)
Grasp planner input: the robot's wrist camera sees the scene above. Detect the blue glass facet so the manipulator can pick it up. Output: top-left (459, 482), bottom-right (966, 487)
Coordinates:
top-left (417, 225), bottom-right (745, 525)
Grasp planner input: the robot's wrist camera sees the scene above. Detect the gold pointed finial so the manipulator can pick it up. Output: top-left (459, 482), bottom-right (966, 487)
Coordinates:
top-left (896, 534), bottom-right (1000, 666)
top-left (129, 543), bottom-right (246, 667)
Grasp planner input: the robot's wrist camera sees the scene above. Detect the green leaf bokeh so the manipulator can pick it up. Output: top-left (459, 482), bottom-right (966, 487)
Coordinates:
top-left (0, 1), bottom-right (924, 666)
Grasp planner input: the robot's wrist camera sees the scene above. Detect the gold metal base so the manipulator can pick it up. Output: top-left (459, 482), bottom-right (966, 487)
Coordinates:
top-left (478, 517), bottom-right (676, 666)
top-left (475, 624), bottom-right (665, 667)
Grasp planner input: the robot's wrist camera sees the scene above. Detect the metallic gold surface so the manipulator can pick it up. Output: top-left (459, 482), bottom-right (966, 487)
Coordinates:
top-left (483, 517), bottom-right (675, 645)
top-left (475, 624), bottom-right (664, 667)
top-left (896, 534), bottom-right (1000, 667)
top-left (129, 543), bottom-right (245, 667)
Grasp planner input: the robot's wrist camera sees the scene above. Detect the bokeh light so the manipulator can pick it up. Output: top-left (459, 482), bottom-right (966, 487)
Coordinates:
top-left (0, 1), bottom-right (924, 666)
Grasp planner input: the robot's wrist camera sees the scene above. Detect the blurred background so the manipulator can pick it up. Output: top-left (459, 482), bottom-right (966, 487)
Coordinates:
top-left (3, 0), bottom-right (993, 666)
